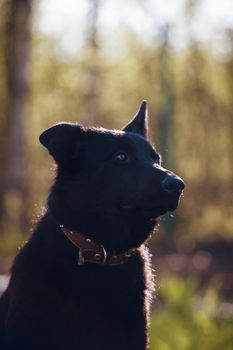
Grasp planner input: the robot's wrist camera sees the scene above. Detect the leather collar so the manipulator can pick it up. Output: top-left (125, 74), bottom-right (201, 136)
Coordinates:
top-left (60, 225), bottom-right (135, 266)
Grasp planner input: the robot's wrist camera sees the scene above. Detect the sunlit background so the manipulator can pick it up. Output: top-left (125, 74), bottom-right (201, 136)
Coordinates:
top-left (0, 0), bottom-right (233, 348)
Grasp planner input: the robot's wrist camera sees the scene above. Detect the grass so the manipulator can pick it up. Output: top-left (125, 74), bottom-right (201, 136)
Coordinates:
top-left (150, 275), bottom-right (233, 350)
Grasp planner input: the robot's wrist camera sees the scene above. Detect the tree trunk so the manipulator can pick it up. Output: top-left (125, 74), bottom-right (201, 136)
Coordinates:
top-left (2, 0), bottom-right (32, 236)
top-left (0, 6), bottom-right (8, 230)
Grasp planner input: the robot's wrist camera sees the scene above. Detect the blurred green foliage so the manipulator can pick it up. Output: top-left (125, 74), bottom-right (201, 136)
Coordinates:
top-left (150, 276), bottom-right (233, 350)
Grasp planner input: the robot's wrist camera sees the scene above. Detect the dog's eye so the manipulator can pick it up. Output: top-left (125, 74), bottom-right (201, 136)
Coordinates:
top-left (113, 152), bottom-right (128, 162)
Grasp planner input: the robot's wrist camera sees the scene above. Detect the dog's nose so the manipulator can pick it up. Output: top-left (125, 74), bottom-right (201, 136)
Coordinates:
top-left (162, 176), bottom-right (185, 193)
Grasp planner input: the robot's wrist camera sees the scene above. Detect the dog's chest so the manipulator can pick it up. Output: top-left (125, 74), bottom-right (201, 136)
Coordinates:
top-left (54, 290), bottom-right (146, 350)
top-left (47, 262), bottom-right (147, 348)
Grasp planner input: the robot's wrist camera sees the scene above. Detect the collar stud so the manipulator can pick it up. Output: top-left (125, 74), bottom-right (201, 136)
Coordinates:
top-left (94, 253), bottom-right (101, 261)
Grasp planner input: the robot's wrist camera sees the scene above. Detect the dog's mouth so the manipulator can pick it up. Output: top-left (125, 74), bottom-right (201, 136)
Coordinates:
top-left (119, 195), bottom-right (182, 218)
top-left (119, 204), bottom-right (170, 218)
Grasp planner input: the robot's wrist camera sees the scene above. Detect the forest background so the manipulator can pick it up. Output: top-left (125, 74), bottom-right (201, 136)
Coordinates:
top-left (0, 0), bottom-right (232, 349)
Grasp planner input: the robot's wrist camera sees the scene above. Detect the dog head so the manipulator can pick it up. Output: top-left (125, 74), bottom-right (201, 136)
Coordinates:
top-left (40, 101), bottom-right (184, 252)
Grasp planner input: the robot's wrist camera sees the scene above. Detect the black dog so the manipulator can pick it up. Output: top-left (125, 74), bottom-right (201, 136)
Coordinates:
top-left (0, 101), bottom-right (184, 350)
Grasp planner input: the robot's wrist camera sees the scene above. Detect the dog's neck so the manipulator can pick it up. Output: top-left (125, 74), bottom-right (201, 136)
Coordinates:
top-left (47, 204), bottom-right (156, 255)
top-left (59, 224), bottom-right (135, 266)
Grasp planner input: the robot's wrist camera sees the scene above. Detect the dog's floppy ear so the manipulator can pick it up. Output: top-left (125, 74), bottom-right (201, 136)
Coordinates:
top-left (123, 100), bottom-right (148, 138)
top-left (39, 122), bottom-right (83, 164)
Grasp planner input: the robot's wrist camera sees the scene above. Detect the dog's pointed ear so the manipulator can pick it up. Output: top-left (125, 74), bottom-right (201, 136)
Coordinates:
top-left (123, 100), bottom-right (148, 138)
top-left (39, 122), bottom-right (83, 164)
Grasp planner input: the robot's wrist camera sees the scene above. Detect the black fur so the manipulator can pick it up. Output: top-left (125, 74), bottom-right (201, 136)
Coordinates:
top-left (0, 102), bottom-right (184, 349)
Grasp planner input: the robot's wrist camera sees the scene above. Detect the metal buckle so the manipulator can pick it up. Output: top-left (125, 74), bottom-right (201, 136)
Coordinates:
top-left (93, 246), bottom-right (107, 264)
top-left (101, 245), bottom-right (107, 264)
